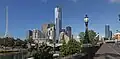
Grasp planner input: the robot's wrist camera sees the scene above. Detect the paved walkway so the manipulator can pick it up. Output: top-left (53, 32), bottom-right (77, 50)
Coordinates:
top-left (94, 43), bottom-right (120, 59)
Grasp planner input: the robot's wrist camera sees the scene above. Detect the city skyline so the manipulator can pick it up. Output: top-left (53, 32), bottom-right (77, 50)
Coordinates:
top-left (0, 0), bottom-right (120, 39)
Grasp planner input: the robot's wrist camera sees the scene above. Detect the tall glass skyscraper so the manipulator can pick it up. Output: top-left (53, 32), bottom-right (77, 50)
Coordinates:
top-left (55, 6), bottom-right (62, 41)
top-left (109, 30), bottom-right (112, 39)
top-left (66, 26), bottom-right (72, 39)
top-left (105, 25), bottom-right (110, 38)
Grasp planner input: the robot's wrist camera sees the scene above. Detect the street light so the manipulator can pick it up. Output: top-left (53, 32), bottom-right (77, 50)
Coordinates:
top-left (84, 14), bottom-right (90, 43)
top-left (83, 14), bottom-right (93, 59)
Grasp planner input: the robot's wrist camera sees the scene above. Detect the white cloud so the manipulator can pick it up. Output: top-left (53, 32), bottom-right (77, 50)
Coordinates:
top-left (70, 0), bottom-right (80, 3)
top-left (40, 0), bottom-right (80, 3)
top-left (109, 0), bottom-right (120, 3)
top-left (41, 0), bottom-right (47, 3)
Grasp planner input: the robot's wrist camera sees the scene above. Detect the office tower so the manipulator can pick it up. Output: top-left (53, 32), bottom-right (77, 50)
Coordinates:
top-left (55, 6), bottom-right (62, 41)
top-left (66, 26), bottom-right (72, 39)
top-left (61, 29), bottom-right (65, 33)
top-left (109, 31), bottom-right (112, 39)
top-left (4, 6), bottom-right (9, 37)
top-left (42, 23), bottom-right (55, 38)
top-left (27, 30), bottom-right (33, 39)
top-left (42, 24), bottom-right (49, 38)
top-left (105, 25), bottom-right (110, 39)
top-left (47, 25), bottom-right (56, 40)
top-left (32, 29), bottom-right (40, 40)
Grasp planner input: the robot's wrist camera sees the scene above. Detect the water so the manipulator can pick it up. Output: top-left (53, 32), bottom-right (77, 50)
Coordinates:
top-left (0, 53), bottom-right (26, 59)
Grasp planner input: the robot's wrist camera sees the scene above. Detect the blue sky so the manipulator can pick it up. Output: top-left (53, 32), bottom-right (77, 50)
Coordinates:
top-left (0, 0), bottom-right (120, 39)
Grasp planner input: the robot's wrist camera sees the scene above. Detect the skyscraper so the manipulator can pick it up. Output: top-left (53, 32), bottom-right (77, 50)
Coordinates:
top-left (105, 25), bottom-right (110, 39)
top-left (42, 23), bottom-right (55, 38)
top-left (47, 25), bottom-right (56, 40)
top-left (55, 6), bottom-right (62, 41)
top-left (32, 29), bottom-right (40, 40)
top-left (27, 30), bottom-right (33, 39)
top-left (66, 26), bottom-right (72, 39)
top-left (61, 28), bottom-right (65, 33)
top-left (109, 31), bottom-right (112, 39)
top-left (4, 6), bottom-right (9, 37)
top-left (42, 24), bottom-right (49, 38)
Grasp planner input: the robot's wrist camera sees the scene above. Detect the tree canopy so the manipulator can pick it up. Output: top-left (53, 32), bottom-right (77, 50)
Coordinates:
top-left (60, 39), bottom-right (81, 57)
top-left (79, 30), bottom-right (97, 45)
top-left (33, 43), bottom-right (53, 59)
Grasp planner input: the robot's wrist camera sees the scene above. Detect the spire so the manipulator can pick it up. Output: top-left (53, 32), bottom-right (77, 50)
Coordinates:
top-left (4, 6), bottom-right (9, 37)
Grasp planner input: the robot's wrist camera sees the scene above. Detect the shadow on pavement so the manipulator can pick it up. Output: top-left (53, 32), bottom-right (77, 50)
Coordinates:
top-left (95, 53), bottom-right (120, 59)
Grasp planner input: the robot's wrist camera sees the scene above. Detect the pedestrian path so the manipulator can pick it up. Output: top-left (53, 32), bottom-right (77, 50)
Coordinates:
top-left (94, 43), bottom-right (120, 59)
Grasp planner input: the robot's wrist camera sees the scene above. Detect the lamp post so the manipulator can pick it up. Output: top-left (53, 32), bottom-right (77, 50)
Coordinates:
top-left (84, 14), bottom-right (90, 44)
top-left (84, 14), bottom-right (93, 59)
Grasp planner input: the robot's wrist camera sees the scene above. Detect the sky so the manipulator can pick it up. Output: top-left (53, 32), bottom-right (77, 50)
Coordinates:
top-left (0, 0), bottom-right (120, 39)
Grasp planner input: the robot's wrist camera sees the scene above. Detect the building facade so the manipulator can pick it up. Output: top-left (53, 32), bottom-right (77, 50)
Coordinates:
top-left (42, 23), bottom-right (55, 38)
top-left (66, 26), bottom-right (72, 39)
top-left (27, 30), bottom-right (33, 39)
top-left (109, 31), bottom-right (112, 39)
top-left (47, 25), bottom-right (56, 40)
top-left (32, 29), bottom-right (41, 40)
top-left (105, 25), bottom-right (110, 39)
top-left (55, 6), bottom-right (62, 41)
top-left (42, 24), bottom-right (50, 38)
top-left (113, 33), bottom-right (120, 40)
top-left (61, 28), bottom-right (65, 33)
top-left (59, 32), bottom-right (70, 44)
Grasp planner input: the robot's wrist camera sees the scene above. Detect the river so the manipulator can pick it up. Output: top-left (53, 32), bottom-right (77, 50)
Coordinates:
top-left (0, 52), bottom-right (27, 59)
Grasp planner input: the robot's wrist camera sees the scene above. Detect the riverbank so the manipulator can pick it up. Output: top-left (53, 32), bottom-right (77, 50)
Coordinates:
top-left (0, 49), bottom-right (27, 55)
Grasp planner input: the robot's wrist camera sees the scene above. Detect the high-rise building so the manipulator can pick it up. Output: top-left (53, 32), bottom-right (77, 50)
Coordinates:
top-left (4, 6), bottom-right (9, 37)
top-left (55, 6), bottom-right (62, 41)
top-left (109, 31), bottom-right (112, 39)
top-left (66, 26), bottom-right (72, 39)
top-left (42, 24), bottom-right (49, 38)
top-left (105, 25), bottom-right (110, 39)
top-left (61, 29), bottom-right (65, 33)
top-left (32, 29), bottom-right (40, 40)
top-left (42, 23), bottom-right (55, 38)
top-left (27, 30), bottom-right (33, 39)
top-left (47, 25), bottom-right (56, 40)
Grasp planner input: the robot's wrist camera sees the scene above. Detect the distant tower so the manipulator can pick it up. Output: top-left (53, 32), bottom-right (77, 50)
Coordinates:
top-left (118, 14), bottom-right (120, 21)
top-left (4, 6), bottom-right (9, 37)
top-left (105, 24), bottom-right (110, 39)
top-left (55, 6), bottom-right (62, 41)
top-left (66, 26), bottom-right (72, 39)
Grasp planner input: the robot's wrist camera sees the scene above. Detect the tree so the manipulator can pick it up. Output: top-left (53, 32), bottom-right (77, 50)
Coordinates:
top-left (60, 40), bottom-right (68, 57)
top-left (88, 30), bottom-right (97, 45)
top-left (60, 39), bottom-right (81, 57)
top-left (33, 43), bottom-right (53, 59)
top-left (15, 38), bottom-right (24, 47)
top-left (79, 30), bottom-right (97, 45)
top-left (79, 32), bottom-right (85, 40)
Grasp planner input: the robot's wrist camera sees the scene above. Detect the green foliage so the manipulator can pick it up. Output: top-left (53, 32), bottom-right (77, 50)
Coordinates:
top-left (79, 30), bottom-right (97, 45)
top-left (15, 38), bottom-right (24, 46)
top-left (88, 30), bottom-right (97, 45)
top-left (84, 29), bottom-right (90, 43)
top-left (60, 39), bottom-right (81, 57)
top-left (79, 32), bottom-right (85, 40)
top-left (60, 40), bottom-right (67, 57)
top-left (33, 43), bottom-right (53, 59)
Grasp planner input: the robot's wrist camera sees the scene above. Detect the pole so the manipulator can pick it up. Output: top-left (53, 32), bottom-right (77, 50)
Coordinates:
top-left (53, 25), bottom-right (56, 54)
